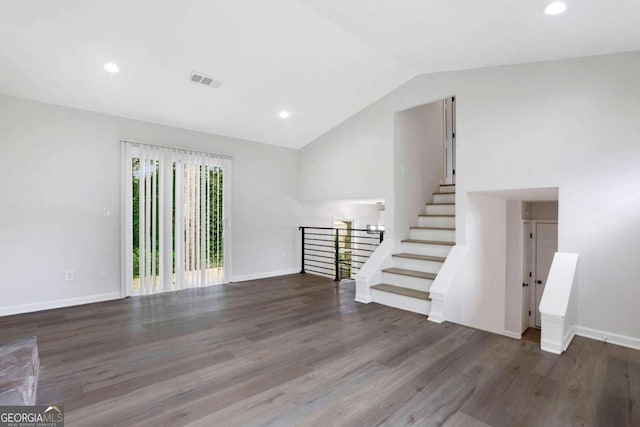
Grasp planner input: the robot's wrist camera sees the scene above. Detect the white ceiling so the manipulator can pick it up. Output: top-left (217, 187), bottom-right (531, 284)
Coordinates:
top-left (0, 0), bottom-right (412, 148)
top-left (1, 1), bottom-right (639, 149)
top-left (301, 0), bottom-right (640, 74)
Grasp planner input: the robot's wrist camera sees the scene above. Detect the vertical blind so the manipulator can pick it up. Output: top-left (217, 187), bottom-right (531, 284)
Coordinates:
top-left (124, 141), bottom-right (231, 296)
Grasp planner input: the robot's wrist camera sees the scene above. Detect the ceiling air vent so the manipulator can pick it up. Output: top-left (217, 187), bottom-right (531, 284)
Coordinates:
top-left (189, 71), bottom-right (222, 89)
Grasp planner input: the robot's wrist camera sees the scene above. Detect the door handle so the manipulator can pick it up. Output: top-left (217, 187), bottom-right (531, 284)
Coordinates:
top-left (536, 280), bottom-right (542, 284)
top-left (522, 282), bottom-right (529, 287)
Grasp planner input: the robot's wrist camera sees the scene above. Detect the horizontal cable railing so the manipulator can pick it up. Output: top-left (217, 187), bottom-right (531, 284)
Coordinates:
top-left (299, 226), bottom-right (384, 281)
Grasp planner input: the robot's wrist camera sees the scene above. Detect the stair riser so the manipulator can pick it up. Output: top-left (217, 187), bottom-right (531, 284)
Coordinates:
top-left (393, 257), bottom-right (443, 274)
top-left (425, 205), bottom-right (455, 215)
top-left (433, 193), bottom-right (455, 204)
top-left (410, 228), bottom-right (456, 242)
top-left (381, 272), bottom-right (433, 292)
top-left (401, 242), bottom-right (453, 257)
top-left (418, 216), bottom-right (455, 228)
top-left (371, 289), bottom-right (431, 315)
top-left (439, 185), bottom-right (455, 193)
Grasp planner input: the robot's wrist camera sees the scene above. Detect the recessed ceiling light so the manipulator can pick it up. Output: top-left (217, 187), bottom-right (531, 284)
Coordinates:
top-left (104, 62), bottom-right (120, 73)
top-left (279, 110), bottom-right (291, 119)
top-left (545, 2), bottom-right (567, 15)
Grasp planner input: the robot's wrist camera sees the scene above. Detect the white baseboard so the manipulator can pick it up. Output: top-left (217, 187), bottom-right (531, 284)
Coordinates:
top-left (355, 294), bottom-right (372, 304)
top-left (427, 311), bottom-right (444, 323)
top-left (576, 326), bottom-right (640, 351)
top-left (0, 292), bottom-right (122, 317)
top-left (541, 338), bottom-right (562, 354)
top-left (427, 293), bottom-right (444, 324)
top-left (502, 330), bottom-right (522, 340)
top-left (231, 267), bottom-right (300, 283)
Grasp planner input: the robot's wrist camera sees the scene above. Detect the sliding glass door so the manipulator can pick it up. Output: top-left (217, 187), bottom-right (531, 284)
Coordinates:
top-left (122, 142), bottom-right (231, 296)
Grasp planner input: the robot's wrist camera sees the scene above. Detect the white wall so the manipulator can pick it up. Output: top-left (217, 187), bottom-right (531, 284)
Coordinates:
top-left (505, 200), bottom-right (524, 336)
top-left (0, 95), bottom-right (302, 314)
top-left (299, 51), bottom-right (640, 343)
top-left (302, 200), bottom-right (381, 230)
top-left (298, 98), bottom-right (396, 236)
top-left (394, 101), bottom-right (444, 239)
top-left (444, 194), bottom-right (506, 334)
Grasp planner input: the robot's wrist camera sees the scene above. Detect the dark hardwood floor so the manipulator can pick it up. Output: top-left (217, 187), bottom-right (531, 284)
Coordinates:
top-left (522, 327), bottom-right (542, 345)
top-left (1, 274), bottom-right (639, 426)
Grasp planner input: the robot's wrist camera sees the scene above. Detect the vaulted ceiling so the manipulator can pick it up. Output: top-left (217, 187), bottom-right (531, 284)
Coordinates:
top-left (1, 0), bottom-right (639, 148)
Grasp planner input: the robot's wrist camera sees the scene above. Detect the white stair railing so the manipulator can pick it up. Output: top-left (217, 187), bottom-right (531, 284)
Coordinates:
top-left (427, 245), bottom-right (468, 323)
top-left (354, 239), bottom-right (396, 303)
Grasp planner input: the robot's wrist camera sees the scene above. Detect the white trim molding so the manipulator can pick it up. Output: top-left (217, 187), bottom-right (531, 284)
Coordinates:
top-left (576, 326), bottom-right (640, 351)
top-left (428, 245), bottom-right (468, 324)
top-left (502, 330), bottom-right (523, 340)
top-left (0, 292), bottom-right (122, 317)
top-left (427, 293), bottom-right (445, 323)
top-left (539, 252), bottom-right (579, 354)
top-left (540, 313), bottom-right (576, 354)
top-left (355, 293), bottom-right (373, 304)
top-left (354, 239), bottom-right (396, 305)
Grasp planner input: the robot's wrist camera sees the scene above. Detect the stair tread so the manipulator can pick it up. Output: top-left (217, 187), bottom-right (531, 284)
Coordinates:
top-left (402, 239), bottom-right (455, 246)
top-left (426, 203), bottom-right (455, 206)
top-left (418, 214), bottom-right (455, 217)
top-left (371, 284), bottom-right (431, 300)
top-left (382, 267), bottom-right (437, 280)
top-left (392, 253), bottom-right (446, 262)
top-left (410, 226), bottom-right (456, 231)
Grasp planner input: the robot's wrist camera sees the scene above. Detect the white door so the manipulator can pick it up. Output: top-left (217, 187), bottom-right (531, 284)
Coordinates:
top-left (443, 97), bottom-right (456, 184)
top-left (535, 223), bottom-right (558, 327)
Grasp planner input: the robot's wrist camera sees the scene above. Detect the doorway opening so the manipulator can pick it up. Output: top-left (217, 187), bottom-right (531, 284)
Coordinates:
top-left (522, 201), bottom-right (559, 342)
top-left (333, 219), bottom-right (353, 280)
top-left (443, 96), bottom-right (456, 184)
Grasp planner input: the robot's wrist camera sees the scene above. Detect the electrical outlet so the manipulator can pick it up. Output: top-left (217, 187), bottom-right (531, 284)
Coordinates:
top-left (65, 270), bottom-right (75, 281)
top-left (102, 208), bottom-right (111, 218)
top-left (100, 271), bottom-right (108, 280)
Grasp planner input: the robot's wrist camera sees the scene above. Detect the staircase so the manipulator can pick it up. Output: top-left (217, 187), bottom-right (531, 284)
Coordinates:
top-left (370, 184), bottom-right (455, 315)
